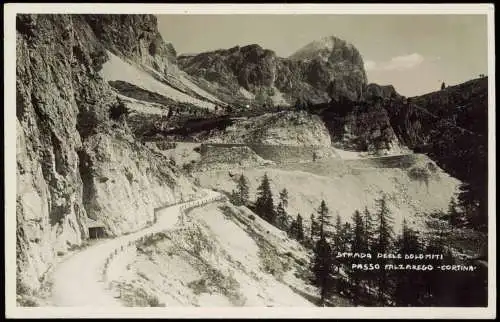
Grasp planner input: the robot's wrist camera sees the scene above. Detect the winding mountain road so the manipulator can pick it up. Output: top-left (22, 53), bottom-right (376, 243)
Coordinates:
top-left (50, 190), bottom-right (223, 307)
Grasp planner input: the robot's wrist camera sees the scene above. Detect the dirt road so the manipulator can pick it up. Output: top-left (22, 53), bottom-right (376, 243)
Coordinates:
top-left (50, 190), bottom-right (222, 307)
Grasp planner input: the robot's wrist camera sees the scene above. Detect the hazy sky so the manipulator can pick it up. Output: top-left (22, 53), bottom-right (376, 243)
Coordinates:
top-left (157, 14), bottom-right (488, 97)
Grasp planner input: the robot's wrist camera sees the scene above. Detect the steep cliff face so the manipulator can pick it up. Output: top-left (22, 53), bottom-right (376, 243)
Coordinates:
top-left (178, 36), bottom-right (367, 106)
top-left (79, 130), bottom-right (197, 236)
top-left (320, 99), bottom-right (407, 155)
top-left (16, 14), bottom-right (198, 296)
top-left (83, 14), bottom-right (178, 75)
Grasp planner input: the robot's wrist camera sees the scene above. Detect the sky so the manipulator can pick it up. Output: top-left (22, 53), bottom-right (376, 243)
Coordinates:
top-left (157, 14), bottom-right (488, 97)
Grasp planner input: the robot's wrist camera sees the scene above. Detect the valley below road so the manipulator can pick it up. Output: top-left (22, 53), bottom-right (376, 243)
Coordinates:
top-left (49, 190), bottom-right (222, 307)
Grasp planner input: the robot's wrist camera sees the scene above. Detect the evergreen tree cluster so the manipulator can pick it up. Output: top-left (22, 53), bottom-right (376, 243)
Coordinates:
top-left (229, 173), bottom-right (298, 235)
top-left (308, 194), bottom-right (486, 307)
top-left (230, 174), bottom-right (250, 206)
top-left (228, 176), bottom-right (487, 307)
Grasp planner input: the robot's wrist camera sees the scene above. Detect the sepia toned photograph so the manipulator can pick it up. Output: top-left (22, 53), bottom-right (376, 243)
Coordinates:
top-left (5, 3), bottom-right (495, 319)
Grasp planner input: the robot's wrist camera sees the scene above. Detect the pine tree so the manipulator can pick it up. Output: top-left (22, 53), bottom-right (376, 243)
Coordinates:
top-left (374, 194), bottom-right (395, 303)
top-left (237, 174), bottom-right (250, 206)
top-left (394, 219), bottom-right (424, 306)
top-left (332, 213), bottom-right (345, 253)
top-left (348, 210), bottom-right (370, 304)
top-left (296, 214), bottom-right (305, 241)
top-left (288, 219), bottom-right (298, 239)
top-left (362, 206), bottom-right (377, 289)
top-left (352, 210), bottom-right (367, 253)
top-left (341, 222), bottom-right (354, 251)
top-left (312, 236), bottom-right (335, 306)
top-left (310, 214), bottom-right (320, 241)
top-left (363, 206), bottom-right (376, 251)
top-left (255, 173), bottom-right (276, 223)
top-left (317, 200), bottom-right (331, 239)
top-left (288, 214), bottom-right (305, 242)
top-left (279, 188), bottom-right (289, 209)
top-left (229, 189), bottom-right (241, 205)
top-left (335, 213), bottom-right (342, 235)
top-left (276, 201), bottom-right (289, 230)
top-left (441, 82), bottom-right (446, 90)
top-left (375, 195), bottom-right (394, 254)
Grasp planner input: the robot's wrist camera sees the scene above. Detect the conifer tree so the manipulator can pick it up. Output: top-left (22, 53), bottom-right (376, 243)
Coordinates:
top-left (317, 200), bottom-right (331, 239)
top-left (331, 213), bottom-right (349, 251)
top-left (312, 236), bottom-right (335, 306)
top-left (289, 218), bottom-right (298, 239)
top-left (341, 222), bottom-right (354, 251)
top-left (394, 219), bottom-right (424, 306)
top-left (237, 174), bottom-right (250, 206)
top-left (255, 173), bottom-right (275, 223)
top-left (352, 210), bottom-right (367, 253)
top-left (229, 189), bottom-right (241, 205)
top-left (310, 214), bottom-right (320, 241)
top-left (363, 206), bottom-right (376, 251)
top-left (361, 206), bottom-right (377, 288)
top-left (374, 194), bottom-right (395, 303)
top-left (349, 210), bottom-right (369, 303)
top-left (375, 194), bottom-right (394, 254)
top-left (276, 201), bottom-right (289, 230)
top-left (279, 188), bottom-right (289, 209)
top-left (296, 214), bottom-right (305, 241)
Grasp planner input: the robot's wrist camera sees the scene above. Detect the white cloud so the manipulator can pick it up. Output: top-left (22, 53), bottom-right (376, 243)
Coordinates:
top-left (364, 60), bottom-right (377, 71)
top-left (385, 53), bottom-right (424, 71)
top-left (365, 53), bottom-right (425, 72)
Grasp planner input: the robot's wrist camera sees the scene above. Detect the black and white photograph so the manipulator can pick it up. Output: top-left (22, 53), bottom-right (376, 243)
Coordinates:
top-left (5, 3), bottom-right (496, 319)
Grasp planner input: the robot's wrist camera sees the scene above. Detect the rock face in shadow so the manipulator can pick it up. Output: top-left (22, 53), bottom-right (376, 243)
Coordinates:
top-left (16, 14), bottom-right (197, 296)
top-left (83, 14), bottom-right (178, 75)
top-left (177, 36), bottom-right (367, 106)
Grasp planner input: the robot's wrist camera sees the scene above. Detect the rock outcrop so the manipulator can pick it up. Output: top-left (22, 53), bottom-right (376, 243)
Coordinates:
top-left (16, 14), bottom-right (197, 296)
top-left (320, 98), bottom-right (408, 155)
top-left (194, 110), bottom-right (333, 147)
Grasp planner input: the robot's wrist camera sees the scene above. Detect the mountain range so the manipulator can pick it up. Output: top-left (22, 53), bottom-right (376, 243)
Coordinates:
top-left (15, 14), bottom-right (488, 306)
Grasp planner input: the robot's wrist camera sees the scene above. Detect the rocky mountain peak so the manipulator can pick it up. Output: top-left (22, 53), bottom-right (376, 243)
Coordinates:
top-left (289, 35), bottom-right (342, 61)
top-left (178, 35), bottom-right (367, 105)
top-left (289, 35), bottom-right (359, 64)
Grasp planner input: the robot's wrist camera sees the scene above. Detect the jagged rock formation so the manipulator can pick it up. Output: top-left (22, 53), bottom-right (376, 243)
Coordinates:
top-left (196, 111), bottom-right (333, 147)
top-left (16, 14), bottom-right (198, 296)
top-left (177, 36), bottom-right (367, 107)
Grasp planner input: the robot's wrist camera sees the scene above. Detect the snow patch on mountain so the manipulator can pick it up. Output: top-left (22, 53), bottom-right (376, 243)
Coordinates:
top-left (116, 94), bottom-right (169, 116)
top-left (100, 51), bottom-right (216, 110)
